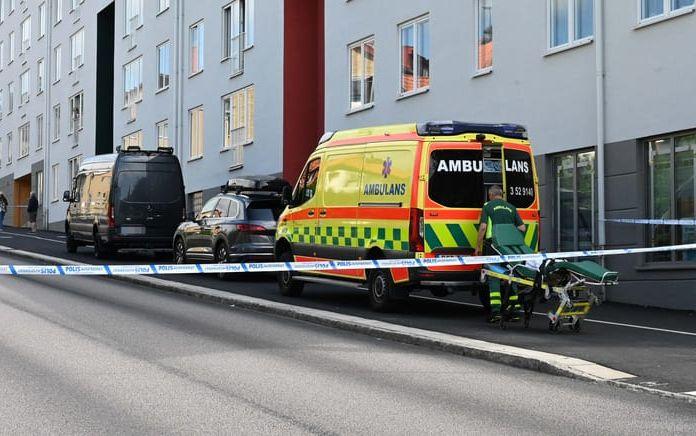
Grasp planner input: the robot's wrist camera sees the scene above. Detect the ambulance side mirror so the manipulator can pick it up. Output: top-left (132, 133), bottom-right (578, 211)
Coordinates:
top-left (281, 186), bottom-right (293, 207)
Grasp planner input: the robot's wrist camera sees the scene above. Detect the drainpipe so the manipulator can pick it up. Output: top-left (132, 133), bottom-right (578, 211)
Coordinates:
top-left (175, 0), bottom-right (184, 158)
top-left (43, 0), bottom-right (54, 230)
top-left (595, 0), bottom-right (606, 249)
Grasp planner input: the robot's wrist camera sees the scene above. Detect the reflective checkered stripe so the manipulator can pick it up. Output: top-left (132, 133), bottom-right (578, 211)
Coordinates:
top-left (289, 223), bottom-right (410, 251)
top-left (425, 221), bottom-right (539, 252)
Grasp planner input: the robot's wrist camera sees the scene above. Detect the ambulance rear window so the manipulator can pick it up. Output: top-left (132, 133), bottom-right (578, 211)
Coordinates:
top-left (429, 149), bottom-right (484, 208)
top-left (504, 149), bottom-right (535, 208)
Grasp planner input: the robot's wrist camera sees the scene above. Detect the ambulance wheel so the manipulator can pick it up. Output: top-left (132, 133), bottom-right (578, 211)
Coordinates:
top-left (368, 269), bottom-right (397, 312)
top-left (278, 251), bottom-right (304, 297)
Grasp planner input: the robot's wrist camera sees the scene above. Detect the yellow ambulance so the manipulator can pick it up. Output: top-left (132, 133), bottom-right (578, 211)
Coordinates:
top-left (275, 121), bottom-right (539, 311)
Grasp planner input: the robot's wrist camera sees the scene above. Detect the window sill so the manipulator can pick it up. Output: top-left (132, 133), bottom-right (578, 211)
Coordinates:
top-left (155, 86), bottom-right (170, 95)
top-left (634, 6), bottom-right (695, 29)
top-left (397, 87), bottom-right (429, 101)
top-left (472, 67), bottom-right (493, 78)
top-left (188, 155), bottom-right (203, 163)
top-left (230, 70), bottom-right (244, 79)
top-left (51, 199), bottom-right (59, 204)
top-left (54, 19), bottom-right (62, 27)
top-left (52, 138), bottom-right (60, 144)
top-left (156, 7), bottom-right (170, 18)
top-left (544, 37), bottom-right (593, 57)
top-left (346, 102), bottom-right (374, 116)
top-left (229, 163), bottom-right (244, 171)
top-left (188, 70), bottom-right (204, 79)
top-left (53, 79), bottom-right (61, 85)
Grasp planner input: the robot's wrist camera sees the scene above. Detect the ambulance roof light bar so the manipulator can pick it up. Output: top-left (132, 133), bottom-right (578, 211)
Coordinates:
top-left (416, 121), bottom-right (528, 140)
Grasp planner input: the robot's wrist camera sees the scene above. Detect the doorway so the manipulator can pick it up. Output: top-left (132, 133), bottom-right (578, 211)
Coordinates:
top-left (13, 174), bottom-right (31, 227)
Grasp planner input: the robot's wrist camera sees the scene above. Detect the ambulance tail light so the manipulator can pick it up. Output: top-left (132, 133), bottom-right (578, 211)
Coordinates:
top-left (409, 208), bottom-right (424, 253)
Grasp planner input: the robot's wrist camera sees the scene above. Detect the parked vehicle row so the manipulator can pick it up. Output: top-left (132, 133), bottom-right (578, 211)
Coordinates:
top-left (63, 121), bottom-right (539, 312)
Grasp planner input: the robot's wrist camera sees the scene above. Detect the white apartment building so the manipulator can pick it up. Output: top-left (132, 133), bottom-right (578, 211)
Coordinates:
top-left (0, 0), bottom-right (324, 232)
top-left (325, 0), bottom-right (696, 310)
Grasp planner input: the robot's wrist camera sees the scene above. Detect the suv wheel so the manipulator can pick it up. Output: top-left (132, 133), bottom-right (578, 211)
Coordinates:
top-left (368, 269), bottom-right (397, 312)
top-left (93, 233), bottom-right (111, 259)
top-left (215, 243), bottom-right (230, 280)
top-left (173, 238), bottom-right (187, 264)
top-left (278, 251), bottom-right (304, 297)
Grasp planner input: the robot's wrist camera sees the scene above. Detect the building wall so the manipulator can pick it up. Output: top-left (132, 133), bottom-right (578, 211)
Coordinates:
top-left (324, 0), bottom-right (696, 309)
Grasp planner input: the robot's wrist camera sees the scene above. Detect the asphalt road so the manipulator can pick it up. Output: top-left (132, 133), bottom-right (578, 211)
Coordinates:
top-left (1, 228), bottom-right (696, 397)
top-left (0, 251), bottom-right (695, 434)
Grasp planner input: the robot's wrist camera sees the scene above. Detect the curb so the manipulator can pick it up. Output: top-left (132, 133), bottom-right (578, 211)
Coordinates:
top-left (0, 245), bottom-right (694, 405)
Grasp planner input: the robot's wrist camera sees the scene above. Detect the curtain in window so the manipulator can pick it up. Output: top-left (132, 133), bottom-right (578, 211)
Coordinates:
top-left (551, 0), bottom-right (569, 47)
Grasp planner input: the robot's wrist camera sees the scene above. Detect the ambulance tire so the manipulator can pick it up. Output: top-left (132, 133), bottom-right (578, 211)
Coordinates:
top-left (278, 251), bottom-right (304, 297)
top-left (367, 269), bottom-right (398, 312)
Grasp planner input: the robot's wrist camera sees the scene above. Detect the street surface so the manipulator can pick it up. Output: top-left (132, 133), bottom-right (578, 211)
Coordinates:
top-left (1, 228), bottom-right (696, 397)
top-left (1, 251), bottom-right (695, 434)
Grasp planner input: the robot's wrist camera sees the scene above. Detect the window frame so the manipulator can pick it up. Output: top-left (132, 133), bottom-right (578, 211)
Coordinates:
top-left (158, 0), bottom-right (170, 14)
top-left (53, 0), bottom-right (63, 25)
top-left (156, 119), bottom-right (169, 148)
top-left (189, 105), bottom-right (205, 160)
top-left (125, 0), bottom-right (143, 35)
top-left (189, 20), bottom-right (205, 76)
top-left (222, 85), bottom-right (254, 151)
top-left (69, 91), bottom-right (84, 134)
top-left (39, 2), bottom-right (47, 38)
top-left (156, 41), bottom-right (171, 91)
top-left (52, 103), bottom-right (61, 141)
top-left (122, 130), bottom-right (143, 149)
top-left (36, 114), bottom-right (44, 150)
top-left (37, 58), bottom-right (45, 94)
top-left (398, 14), bottom-right (430, 98)
top-left (547, 0), bottom-right (594, 52)
top-left (637, 0), bottom-right (695, 24)
top-left (6, 132), bottom-right (12, 164)
top-left (51, 163), bottom-right (60, 202)
top-left (70, 28), bottom-right (85, 71)
top-left (475, 0), bottom-right (493, 74)
top-left (53, 45), bottom-right (62, 83)
top-left (20, 16), bottom-right (31, 53)
top-left (19, 69), bottom-right (30, 105)
top-left (348, 36), bottom-right (375, 111)
top-left (18, 122), bottom-right (30, 159)
top-left (123, 56), bottom-right (143, 107)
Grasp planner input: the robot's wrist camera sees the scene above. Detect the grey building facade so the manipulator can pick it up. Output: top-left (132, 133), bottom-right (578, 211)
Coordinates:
top-left (325, 0), bottom-right (696, 310)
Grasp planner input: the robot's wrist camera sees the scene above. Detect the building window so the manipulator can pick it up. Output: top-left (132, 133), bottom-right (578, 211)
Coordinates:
top-left (157, 41), bottom-right (170, 90)
top-left (69, 92), bottom-right (83, 134)
top-left (123, 56), bottom-right (143, 106)
top-left (19, 122), bottom-right (30, 158)
top-left (122, 130), bottom-right (143, 149)
top-left (647, 133), bottom-right (696, 262)
top-left (37, 58), bottom-right (45, 93)
top-left (53, 104), bottom-right (61, 141)
top-left (9, 0), bottom-right (14, 14)
top-left (399, 15), bottom-right (430, 96)
top-left (53, 0), bottom-right (63, 24)
top-left (554, 150), bottom-right (596, 251)
top-left (39, 2), bottom-right (47, 37)
top-left (20, 70), bottom-right (30, 104)
top-left (549, 0), bottom-right (593, 49)
top-left (0, 41), bottom-right (4, 70)
top-left (36, 170), bottom-right (44, 206)
top-left (189, 21), bottom-right (204, 75)
top-left (21, 17), bottom-right (31, 53)
top-left (349, 38), bottom-right (375, 110)
top-left (6, 132), bottom-right (12, 163)
top-left (36, 114), bottom-right (43, 150)
top-left (53, 45), bottom-right (62, 82)
top-left (0, 89), bottom-right (3, 118)
top-left (640, 0), bottom-right (694, 20)
top-left (8, 82), bottom-right (13, 113)
top-left (125, 0), bottom-right (143, 35)
top-left (68, 155), bottom-right (82, 185)
top-left (223, 0), bottom-right (253, 72)
top-left (223, 85), bottom-right (254, 150)
top-left (51, 163), bottom-right (60, 201)
top-left (70, 29), bottom-right (84, 71)
top-left (9, 31), bottom-right (15, 63)
top-left (156, 120), bottom-right (169, 148)
top-left (189, 106), bottom-right (204, 158)
top-left (476, 0), bottom-right (493, 71)
top-left (158, 0), bottom-right (170, 13)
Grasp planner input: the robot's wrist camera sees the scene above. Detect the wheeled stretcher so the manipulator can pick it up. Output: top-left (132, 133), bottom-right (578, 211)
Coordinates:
top-left (481, 224), bottom-right (619, 332)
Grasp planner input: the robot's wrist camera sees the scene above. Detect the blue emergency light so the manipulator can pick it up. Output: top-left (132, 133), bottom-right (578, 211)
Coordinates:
top-left (416, 121), bottom-right (528, 140)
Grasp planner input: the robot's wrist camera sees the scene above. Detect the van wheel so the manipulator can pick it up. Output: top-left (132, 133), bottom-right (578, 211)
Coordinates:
top-left (173, 238), bottom-right (187, 264)
top-left (368, 269), bottom-right (397, 312)
top-left (215, 243), bottom-right (229, 280)
top-left (66, 232), bottom-right (78, 254)
top-left (93, 233), bottom-right (111, 259)
top-left (278, 251), bottom-right (304, 297)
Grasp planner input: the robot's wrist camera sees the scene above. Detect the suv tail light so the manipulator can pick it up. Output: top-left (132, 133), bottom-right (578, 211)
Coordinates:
top-left (107, 204), bottom-right (115, 229)
top-left (409, 208), bottom-right (424, 252)
top-left (237, 224), bottom-right (266, 233)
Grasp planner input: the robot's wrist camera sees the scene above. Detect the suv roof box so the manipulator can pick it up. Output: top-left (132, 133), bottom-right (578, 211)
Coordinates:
top-left (222, 178), bottom-right (291, 197)
top-left (416, 121), bottom-right (527, 140)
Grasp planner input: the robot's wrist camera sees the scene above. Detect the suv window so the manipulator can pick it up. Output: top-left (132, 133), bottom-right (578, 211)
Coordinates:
top-left (429, 149), bottom-right (484, 208)
top-left (215, 198), bottom-right (232, 218)
top-left (199, 198), bottom-right (219, 219)
top-left (292, 157), bottom-right (321, 206)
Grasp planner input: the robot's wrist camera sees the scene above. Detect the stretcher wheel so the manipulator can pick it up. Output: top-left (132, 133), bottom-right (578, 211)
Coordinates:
top-left (523, 314), bottom-right (531, 329)
top-left (548, 320), bottom-right (559, 333)
top-left (572, 319), bottom-right (582, 333)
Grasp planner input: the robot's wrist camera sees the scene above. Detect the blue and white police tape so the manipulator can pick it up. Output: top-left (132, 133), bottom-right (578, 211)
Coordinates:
top-left (2, 242), bottom-right (696, 276)
top-left (602, 218), bottom-right (696, 226)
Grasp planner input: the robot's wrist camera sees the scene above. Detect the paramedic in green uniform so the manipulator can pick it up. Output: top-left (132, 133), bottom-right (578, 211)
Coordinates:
top-left (474, 185), bottom-right (527, 322)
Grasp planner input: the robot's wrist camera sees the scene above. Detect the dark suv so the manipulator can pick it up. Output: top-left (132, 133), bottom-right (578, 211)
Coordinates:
top-left (173, 179), bottom-right (287, 274)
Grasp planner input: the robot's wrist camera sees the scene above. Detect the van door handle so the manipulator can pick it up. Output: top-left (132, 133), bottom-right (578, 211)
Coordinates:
top-left (307, 210), bottom-right (315, 217)
top-left (319, 209), bottom-right (327, 217)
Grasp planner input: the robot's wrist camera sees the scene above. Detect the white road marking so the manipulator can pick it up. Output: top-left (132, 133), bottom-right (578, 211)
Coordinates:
top-left (0, 231), bottom-right (64, 244)
top-left (411, 295), bottom-right (696, 338)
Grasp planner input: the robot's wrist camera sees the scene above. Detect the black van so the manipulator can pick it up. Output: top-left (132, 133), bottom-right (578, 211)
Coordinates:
top-left (63, 147), bottom-right (186, 258)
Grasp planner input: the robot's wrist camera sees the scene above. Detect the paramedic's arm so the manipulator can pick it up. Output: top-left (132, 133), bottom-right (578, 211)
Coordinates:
top-left (475, 223), bottom-right (487, 257)
top-left (514, 210), bottom-right (526, 233)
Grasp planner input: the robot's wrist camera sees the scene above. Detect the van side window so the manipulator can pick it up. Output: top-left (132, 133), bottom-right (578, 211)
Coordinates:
top-left (199, 198), bottom-right (219, 219)
top-left (293, 158), bottom-right (321, 206)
